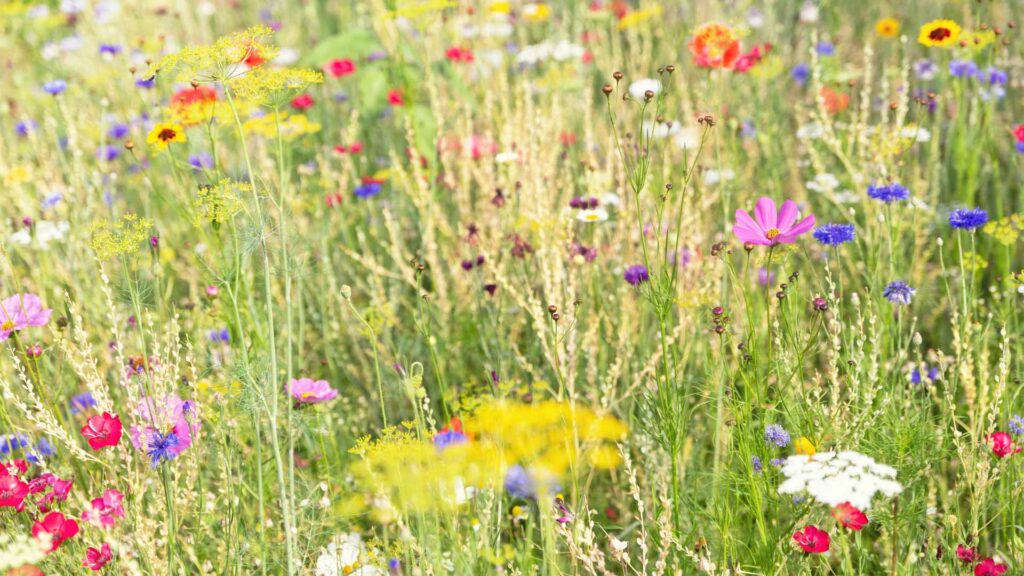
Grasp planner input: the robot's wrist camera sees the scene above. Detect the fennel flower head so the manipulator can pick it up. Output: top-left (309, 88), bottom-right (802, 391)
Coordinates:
top-left (778, 450), bottom-right (903, 510)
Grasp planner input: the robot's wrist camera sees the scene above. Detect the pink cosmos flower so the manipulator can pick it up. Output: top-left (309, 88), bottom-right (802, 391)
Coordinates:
top-left (81, 412), bottom-right (123, 450)
top-left (83, 489), bottom-right (125, 528)
top-left (0, 473), bottom-right (29, 510)
top-left (287, 378), bottom-right (338, 404)
top-left (32, 511), bottom-right (79, 553)
top-left (975, 558), bottom-right (1007, 576)
top-left (831, 502), bottom-right (868, 531)
top-left (323, 58), bottom-right (356, 78)
top-left (129, 394), bottom-right (201, 460)
top-left (0, 293), bottom-right (53, 340)
top-left (83, 543), bottom-right (113, 571)
top-left (733, 197), bottom-right (816, 246)
top-left (792, 524), bottom-right (830, 553)
top-left (987, 431), bottom-right (1020, 459)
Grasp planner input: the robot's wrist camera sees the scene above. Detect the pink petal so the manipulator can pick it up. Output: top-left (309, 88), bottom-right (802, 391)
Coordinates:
top-left (754, 197), bottom-right (777, 229)
top-left (777, 200), bottom-right (799, 231)
top-left (735, 209), bottom-right (763, 234)
top-left (776, 215), bottom-right (816, 243)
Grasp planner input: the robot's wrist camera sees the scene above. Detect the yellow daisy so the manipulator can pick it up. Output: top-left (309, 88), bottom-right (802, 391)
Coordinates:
top-left (918, 19), bottom-right (961, 47)
top-left (146, 122), bottom-right (187, 150)
top-left (875, 17), bottom-right (900, 38)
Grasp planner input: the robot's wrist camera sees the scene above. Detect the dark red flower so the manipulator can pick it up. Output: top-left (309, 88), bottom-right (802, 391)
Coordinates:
top-left (81, 412), bottom-right (122, 450)
top-left (32, 511), bottom-right (79, 553)
top-left (323, 58), bottom-right (356, 78)
top-left (793, 525), bottom-right (830, 553)
top-left (957, 544), bottom-right (978, 563)
top-left (290, 93), bottom-right (314, 111)
top-left (83, 543), bottom-right (113, 571)
top-left (831, 502), bottom-right (868, 531)
top-left (975, 557), bottom-right (1007, 576)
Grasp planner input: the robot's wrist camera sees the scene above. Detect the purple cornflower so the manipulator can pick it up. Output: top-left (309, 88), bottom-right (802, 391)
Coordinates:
top-left (70, 391), bottom-right (97, 414)
top-left (623, 265), bottom-right (649, 286)
top-left (99, 43), bottom-right (122, 56)
top-left (107, 123), bottom-right (130, 139)
top-left (949, 60), bottom-right (978, 79)
top-left (26, 438), bottom-right (56, 464)
top-left (1017, 142), bottom-right (1024, 155)
top-left (16, 119), bottom-right (37, 136)
top-left (432, 429), bottom-right (467, 451)
top-left (354, 182), bottom-right (382, 199)
top-left (752, 456), bottom-right (763, 473)
top-left (504, 465), bottom-right (536, 499)
top-left (135, 78), bottom-right (156, 89)
top-left (146, 431), bottom-right (180, 467)
top-left (883, 281), bottom-right (916, 305)
top-left (206, 328), bottom-right (230, 343)
top-left (188, 153), bottom-right (214, 171)
top-left (0, 433), bottom-right (30, 455)
top-left (913, 59), bottom-right (937, 80)
top-left (978, 67), bottom-right (1008, 85)
top-left (815, 41), bottom-right (835, 56)
top-left (42, 80), bottom-right (67, 95)
top-left (948, 208), bottom-right (988, 230)
top-left (96, 145), bottom-right (120, 162)
top-left (812, 223), bottom-right (855, 246)
top-left (1009, 416), bottom-right (1024, 436)
top-left (770, 458), bottom-right (785, 467)
top-left (910, 366), bottom-right (940, 385)
top-left (764, 424), bottom-right (790, 448)
top-left (867, 182), bottom-right (909, 203)
top-left (792, 64), bottom-right (810, 86)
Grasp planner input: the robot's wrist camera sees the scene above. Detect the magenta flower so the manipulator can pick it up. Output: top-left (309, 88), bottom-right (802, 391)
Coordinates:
top-left (0, 293), bottom-right (53, 340)
top-left (128, 394), bottom-right (200, 464)
top-left (287, 378), bottom-right (338, 404)
top-left (82, 489), bottom-right (125, 529)
top-left (733, 197), bottom-right (815, 246)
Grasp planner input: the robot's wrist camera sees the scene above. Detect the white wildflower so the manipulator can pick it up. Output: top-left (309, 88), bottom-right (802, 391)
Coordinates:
top-left (576, 209), bottom-right (609, 223)
top-left (628, 78), bottom-right (661, 100)
top-left (778, 451), bottom-right (903, 510)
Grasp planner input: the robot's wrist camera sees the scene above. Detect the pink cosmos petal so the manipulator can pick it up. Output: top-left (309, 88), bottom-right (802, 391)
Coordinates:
top-left (754, 197), bottom-right (777, 229)
top-left (777, 200), bottom-right (799, 231)
top-left (787, 214), bottom-right (816, 236)
top-left (734, 209), bottom-right (763, 234)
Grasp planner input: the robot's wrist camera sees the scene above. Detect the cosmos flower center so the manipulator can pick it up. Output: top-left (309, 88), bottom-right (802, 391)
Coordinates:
top-left (157, 128), bottom-right (178, 142)
top-left (765, 228), bottom-right (781, 240)
top-left (0, 320), bottom-right (14, 331)
top-left (928, 27), bottom-right (951, 41)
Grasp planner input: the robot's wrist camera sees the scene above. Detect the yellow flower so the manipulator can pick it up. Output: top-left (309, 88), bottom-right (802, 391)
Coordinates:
top-left (488, 1), bottom-right (510, 14)
top-left (226, 67), bottom-right (324, 106)
top-left (963, 30), bottom-right (996, 51)
top-left (617, 4), bottom-right (663, 30)
top-left (194, 179), bottom-right (247, 229)
top-left (794, 437), bottom-right (816, 456)
top-left (522, 3), bottom-right (551, 22)
top-left (148, 25), bottom-right (278, 82)
top-left (146, 122), bottom-right (187, 150)
top-left (875, 17), bottom-right (900, 38)
top-left (89, 214), bottom-right (154, 260)
top-left (982, 214), bottom-right (1022, 246)
top-left (918, 19), bottom-right (961, 48)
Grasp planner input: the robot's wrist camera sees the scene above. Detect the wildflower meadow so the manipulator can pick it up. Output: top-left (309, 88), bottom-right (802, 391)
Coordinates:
top-left (3, 1), bottom-right (1024, 574)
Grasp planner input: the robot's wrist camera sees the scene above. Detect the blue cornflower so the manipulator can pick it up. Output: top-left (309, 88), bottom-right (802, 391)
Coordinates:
top-left (883, 281), bottom-right (916, 305)
top-left (978, 67), bottom-right (1008, 85)
top-left (623, 265), bottom-right (649, 286)
top-left (792, 64), bottom-right (810, 86)
top-left (764, 424), bottom-right (791, 448)
top-left (354, 182), bottom-right (382, 199)
top-left (26, 438), bottom-right (56, 464)
top-left (70, 391), bottom-right (97, 414)
top-left (910, 366), bottom-right (940, 385)
top-left (948, 208), bottom-right (988, 230)
top-left (504, 465), bottom-right (535, 499)
top-left (107, 123), bottom-right (130, 139)
top-left (147, 431), bottom-right (180, 468)
top-left (432, 429), bottom-right (467, 451)
top-left (189, 153), bottom-right (214, 172)
top-left (207, 328), bottom-right (230, 343)
top-left (96, 145), bottom-right (120, 162)
top-left (913, 59), bottom-right (937, 80)
top-left (0, 433), bottom-right (30, 455)
top-left (42, 80), bottom-right (67, 95)
top-left (740, 120), bottom-right (756, 139)
top-left (99, 43), bottom-right (122, 56)
top-left (1009, 415), bottom-right (1024, 436)
top-left (42, 193), bottom-right (63, 209)
top-left (135, 78), bottom-right (156, 89)
top-left (752, 456), bottom-right (763, 473)
top-left (1017, 141), bottom-right (1024, 155)
top-left (770, 458), bottom-right (785, 467)
top-left (948, 59), bottom-right (978, 79)
top-left (815, 41), bottom-right (835, 56)
top-left (15, 119), bottom-right (37, 137)
top-left (867, 182), bottom-right (910, 203)
top-left (812, 223), bottom-right (855, 246)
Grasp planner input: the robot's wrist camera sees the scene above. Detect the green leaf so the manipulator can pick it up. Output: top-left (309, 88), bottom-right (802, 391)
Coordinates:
top-left (301, 30), bottom-right (383, 67)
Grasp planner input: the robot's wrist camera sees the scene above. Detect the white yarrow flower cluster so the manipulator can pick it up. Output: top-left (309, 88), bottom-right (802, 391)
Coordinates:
top-left (778, 451), bottom-right (902, 510)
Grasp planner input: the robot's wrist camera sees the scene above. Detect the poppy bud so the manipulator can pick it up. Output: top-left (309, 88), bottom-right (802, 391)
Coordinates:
top-left (602, 84), bottom-right (613, 95)
top-left (612, 71), bottom-right (623, 81)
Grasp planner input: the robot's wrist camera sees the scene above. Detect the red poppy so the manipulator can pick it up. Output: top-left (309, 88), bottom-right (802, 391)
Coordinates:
top-left (290, 93), bottom-right (314, 111)
top-left (83, 543), bottom-right (113, 571)
top-left (170, 85), bottom-right (217, 107)
top-left (987, 431), bottom-right (1020, 459)
top-left (689, 23), bottom-right (741, 69)
top-left (975, 558), bottom-right (1008, 576)
top-left (81, 412), bottom-right (122, 450)
top-left (387, 89), bottom-right (404, 107)
top-left (242, 43), bottom-right (266, 67)
top-left (1014, 124), bottom-right (1024, 142)
top-left (957, 544), bottom-right (978, 563)
top-left (793, 525), bottom-right (830, 553)
top-left (32, 511), bottom-right (79, 553)
top-left (323, 58), bottom-right (356, 78)
top-left (445, 46), bottom-right (474, 63)
top-left (831, 502), bottom-right (868, 531)
top-left (0, 473), bottom-right (29, 510)
top-left (820, 87), bottom-right (850, 114)
top-left (325, 192), bottom-right (343, 208)
top-left (334, 141), bottom-right (363, 155)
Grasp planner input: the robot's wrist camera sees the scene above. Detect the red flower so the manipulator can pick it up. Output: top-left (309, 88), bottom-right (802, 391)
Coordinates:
top-left (957, 544), bottom-right (978, 563)
top-left (445, 46), bottom-right (474, 63)
top-left (32, 511), bottom-right (79, 553)
top-left (1013, 124), bottom-right (1024, 143)
top-left (2, 459), bottom-right (28, 476)
top-left (83, 543), bottom-right (113, 571)
top-left (170, 85), bottom-right (217, 107)
top-left (387, 89), bottom-right (404, 107)
top-left (0, 473), bottom-right (29, 510)
top-left (325, 192), bottom-right (343, 208)
top-left (81, 412), bottom-right (122, 450)
top-left (734, 44), bottom-right (771, 73)
top-left (820, 87), bottom-right (850, 115)
top-left (831, 502), bottom-right (868, 531)
top-left (334, 142), bottom-right (363, 155)
top-left (290, 93), bottom-right (314, 111)
top-left (793, 525), bottom-right (830, 553)
top-left (975, 558), bottom-right (1008, 576)
top-left (241, 42), bottom-right (266, 67)
top-left (323, 58), bottom-right (356, 78)
top-left (987, 431), bottom-right (1020, 459)
top-left (689, 23), bottom-right (741, 69)
top-left (5, 566), bottom-right (44, 576)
